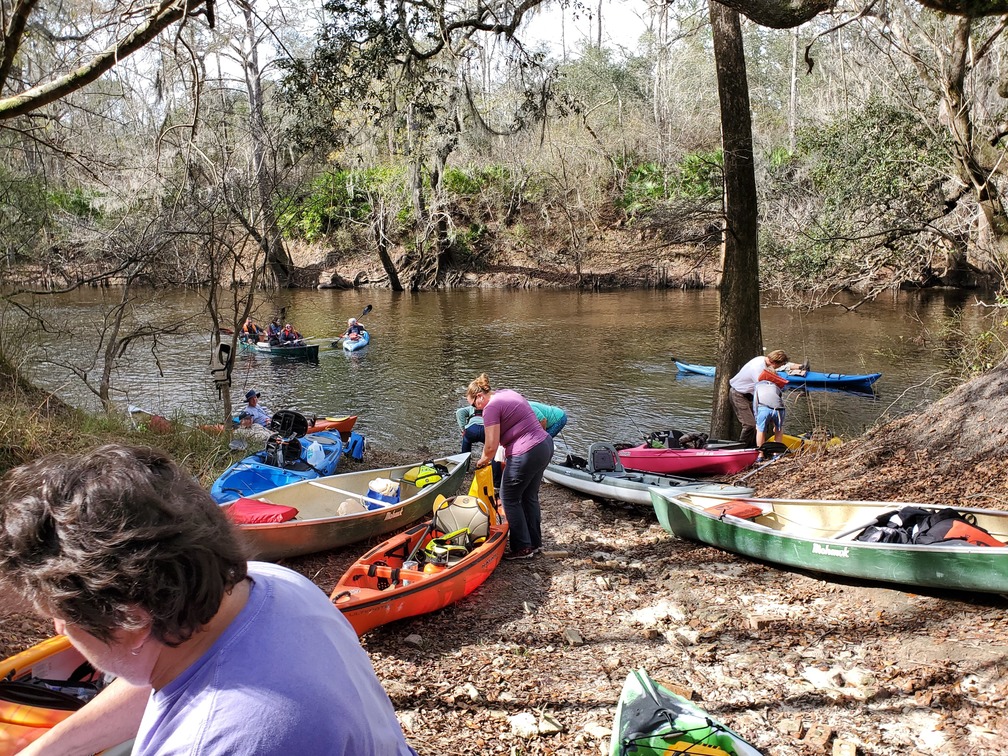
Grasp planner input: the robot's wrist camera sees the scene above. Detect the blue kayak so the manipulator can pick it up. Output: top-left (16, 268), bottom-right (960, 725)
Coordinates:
top-left (673, 359), bottom-right (881, 391)
top-left (211, 430), bottom-right (353, 504)
top-left (342, 329), bottom-right (370, 352)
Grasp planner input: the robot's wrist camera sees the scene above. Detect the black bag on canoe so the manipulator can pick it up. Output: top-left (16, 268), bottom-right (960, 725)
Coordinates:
top-left (855, 506), bottom-right (1004, 547)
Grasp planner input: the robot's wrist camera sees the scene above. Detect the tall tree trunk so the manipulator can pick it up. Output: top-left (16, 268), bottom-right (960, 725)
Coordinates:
top-left (709, 2), bottom-right (763, 441)
top-left (940, 17), bottom-right (1008, 278)
top-left (240, 0), bottom-right (293, 286)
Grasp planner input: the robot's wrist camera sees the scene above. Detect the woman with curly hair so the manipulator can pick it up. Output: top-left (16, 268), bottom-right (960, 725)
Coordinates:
top-left (0, 444), bottom-right (415, 755)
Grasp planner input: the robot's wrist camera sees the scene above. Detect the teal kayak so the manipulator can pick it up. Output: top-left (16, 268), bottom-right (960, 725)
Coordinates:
top-left (611, 669), bottom-right (763, 755)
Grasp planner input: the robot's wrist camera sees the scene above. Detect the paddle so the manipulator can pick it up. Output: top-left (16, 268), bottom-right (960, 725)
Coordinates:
top-left (736, 441), bottom-right (791, 483)
top-left (332, 304), bottom-right (373, 348)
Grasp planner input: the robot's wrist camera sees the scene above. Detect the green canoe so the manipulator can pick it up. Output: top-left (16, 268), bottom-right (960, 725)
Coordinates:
top-left (649, 490), bottom-right (1008, 595)
top-left (611, 668), bottom-right (763, 755)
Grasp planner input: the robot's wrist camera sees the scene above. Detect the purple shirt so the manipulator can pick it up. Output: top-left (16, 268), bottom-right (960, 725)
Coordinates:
top-left (482, 389), bottom-right (550, 457)
top-left (132, 563), bottom-right (415, 756)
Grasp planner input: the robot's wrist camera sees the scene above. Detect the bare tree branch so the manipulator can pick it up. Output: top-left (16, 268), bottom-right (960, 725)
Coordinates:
top-left (0, 0), bottom-right (209, 120)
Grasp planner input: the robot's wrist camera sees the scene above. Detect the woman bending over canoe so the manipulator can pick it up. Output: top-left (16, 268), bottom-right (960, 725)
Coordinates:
top-left (0, 444), bottom-right (417, 756)
top-left (467, 373), bottom-right (553, 561)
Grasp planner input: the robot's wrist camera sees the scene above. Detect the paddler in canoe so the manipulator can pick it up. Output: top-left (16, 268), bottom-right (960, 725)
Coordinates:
top-left (279, 322), bottom-right (303, 345)
top-left (0, 444), bottom-right (418, 755)
top-left (240, 317), bottom-right (265, 343)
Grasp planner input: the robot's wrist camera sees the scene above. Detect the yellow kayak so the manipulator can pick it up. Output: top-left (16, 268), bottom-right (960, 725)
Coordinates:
top-left (782, 432), bottom-right (842, 454)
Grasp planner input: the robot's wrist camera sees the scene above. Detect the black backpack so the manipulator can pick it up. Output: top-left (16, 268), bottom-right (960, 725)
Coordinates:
top-left (855, 506), bottom-right (999, 547)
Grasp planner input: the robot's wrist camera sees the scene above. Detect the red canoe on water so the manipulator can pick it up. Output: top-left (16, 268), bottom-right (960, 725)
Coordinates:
top-left (617, 444), bottom-right (759, 476)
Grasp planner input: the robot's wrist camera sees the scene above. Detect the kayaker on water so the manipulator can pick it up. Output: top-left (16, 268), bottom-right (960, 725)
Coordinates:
top-left (729, 350), bottom-right (804, 447)
top-left (341, 317), bottom-right (365, 342)
top-left (0, 444), bottom-right (419, 756)
top-left (467, 373), bottom-right (553, 561)
top-left (243, 388), bottom-right (272, 427)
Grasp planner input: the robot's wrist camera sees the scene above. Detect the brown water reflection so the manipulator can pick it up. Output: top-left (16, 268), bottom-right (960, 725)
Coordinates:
top-left (25, 288), bottom-right (980, 455)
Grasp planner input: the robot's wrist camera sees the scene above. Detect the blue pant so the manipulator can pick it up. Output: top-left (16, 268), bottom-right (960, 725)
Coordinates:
top-left (544, 415), bottom-right (567, 438)
top-left (501, 436), bottom-right (554, 552)
top-left (461, 424), bottom-right (485, 453)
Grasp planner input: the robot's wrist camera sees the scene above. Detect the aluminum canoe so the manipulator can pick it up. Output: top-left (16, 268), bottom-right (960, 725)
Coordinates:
top-left (227, 453), bottom-right (470, 560)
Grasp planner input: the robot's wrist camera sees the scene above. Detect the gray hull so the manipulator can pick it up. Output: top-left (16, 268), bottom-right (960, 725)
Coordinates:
top-left (543, 464), bottom-right (753, 506)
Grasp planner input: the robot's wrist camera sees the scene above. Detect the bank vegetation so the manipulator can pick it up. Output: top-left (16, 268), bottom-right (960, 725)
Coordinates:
top-left (3, 0), bottom-right (1008, 425)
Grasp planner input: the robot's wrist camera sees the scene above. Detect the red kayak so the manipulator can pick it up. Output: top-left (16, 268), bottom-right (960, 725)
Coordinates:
top-left (330, 494), bottom-right (507, 635)
top-left (617, 444), bottom-right (759, 476)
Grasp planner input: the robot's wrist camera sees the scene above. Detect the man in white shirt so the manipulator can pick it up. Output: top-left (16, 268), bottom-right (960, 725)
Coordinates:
top-left (728, 350), bottom-right (798, 447)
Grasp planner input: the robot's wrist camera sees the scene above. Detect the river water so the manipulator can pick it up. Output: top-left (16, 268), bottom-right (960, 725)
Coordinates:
top-left (24, 287), bottom-right (982, 456)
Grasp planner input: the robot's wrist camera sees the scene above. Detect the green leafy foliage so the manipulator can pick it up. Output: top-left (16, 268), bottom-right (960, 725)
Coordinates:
top-left (676, 150), bottom-right (723, 199)
top-left (48, 188), bottom-right (100, 219)
top-left (618, 150), bottom-right (723, 215)
top-left (277, 167), bottom-right (406, 242)
top-left (760, 98), bottom-right (951, 289)
top-left (799, 99), bottom-right (947, 204)
top-left (443, 165), bottom-right (512, 198)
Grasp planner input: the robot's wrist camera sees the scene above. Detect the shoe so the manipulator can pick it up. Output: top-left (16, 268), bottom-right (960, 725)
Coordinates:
top-left (532, 546), bottom-right (544, 555)
top-left (504, 547), bottom-right (535, 561)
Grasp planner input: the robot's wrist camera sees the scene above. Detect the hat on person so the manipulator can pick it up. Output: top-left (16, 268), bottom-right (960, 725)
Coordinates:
top-left (238, 410), bottom-right (253, 421)
top-left (245, 389), bottom-right (260, 402)
top-left (348, 318), bottom-right (357, 325)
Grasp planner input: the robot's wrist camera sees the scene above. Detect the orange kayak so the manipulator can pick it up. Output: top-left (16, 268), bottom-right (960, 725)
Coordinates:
top-left (331, 496), bottom-right (508, 635)
top-left (0, 636), bottom-right (94, 755)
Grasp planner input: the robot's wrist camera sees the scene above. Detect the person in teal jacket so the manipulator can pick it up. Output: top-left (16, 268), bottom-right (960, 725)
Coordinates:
top-left (456, 405), bottom-right (485, 453)
top-left (529, 401), bottom-right (568, 438)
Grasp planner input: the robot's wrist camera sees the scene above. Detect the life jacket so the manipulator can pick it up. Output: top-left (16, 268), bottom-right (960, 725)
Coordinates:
top-left (855, 506), bottom-right (1005, 547)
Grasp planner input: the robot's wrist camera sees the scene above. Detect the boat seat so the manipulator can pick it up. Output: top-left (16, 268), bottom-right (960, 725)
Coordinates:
top-left (704, 500), bottom-right (768, 521)
top-left (226, 498), bottom-right (299, 524)
top-left (269, 410), bottom-right (310, 439)
top-left (586, 443), bottom-right (625, 475)
top-left (433, 495), bottom-right (491, 543)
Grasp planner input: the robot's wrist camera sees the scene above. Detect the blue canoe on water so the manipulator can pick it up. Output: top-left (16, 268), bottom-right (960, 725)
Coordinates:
top-left (673, 359), bottom-right (881, 391)
top-left (211, 430), bottom-right (364, 504)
